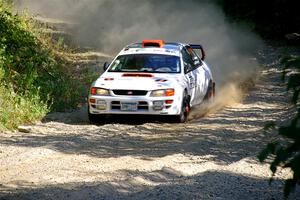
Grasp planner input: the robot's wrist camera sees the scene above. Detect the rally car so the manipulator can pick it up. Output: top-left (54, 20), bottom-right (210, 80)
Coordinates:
top-left (88, 40), bottom-right (215, 123)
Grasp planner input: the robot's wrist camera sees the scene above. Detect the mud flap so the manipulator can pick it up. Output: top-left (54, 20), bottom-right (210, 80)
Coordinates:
top-left (185, 95), bottom-right (191, 113)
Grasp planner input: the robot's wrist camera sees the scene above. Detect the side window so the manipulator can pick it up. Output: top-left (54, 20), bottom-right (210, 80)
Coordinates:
top-left (181, 48), bottom-right (196, 74)
top-left (189, 48), bottom-right (203, 67)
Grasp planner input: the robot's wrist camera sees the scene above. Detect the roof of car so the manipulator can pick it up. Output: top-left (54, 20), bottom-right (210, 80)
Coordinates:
top-left (119, 42), bottom-right (185, 57)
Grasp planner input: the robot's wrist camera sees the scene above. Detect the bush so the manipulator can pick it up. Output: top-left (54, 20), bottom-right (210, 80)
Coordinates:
top-left (258, 56), bottom-right (300, 198)
top-left (0, 1), bottom-right (82, 130)
top-left (0, 84), bottom-right (49, 130)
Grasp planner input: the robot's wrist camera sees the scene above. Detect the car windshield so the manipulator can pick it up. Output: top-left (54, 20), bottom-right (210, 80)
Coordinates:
top-left (108, 54), bottom-right (181, 73)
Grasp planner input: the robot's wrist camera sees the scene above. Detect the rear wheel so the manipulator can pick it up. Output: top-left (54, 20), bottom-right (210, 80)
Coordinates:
top-left (204, 80), bottom-right (216, 102)
top-left (174, 92), bottom-right (190, 123)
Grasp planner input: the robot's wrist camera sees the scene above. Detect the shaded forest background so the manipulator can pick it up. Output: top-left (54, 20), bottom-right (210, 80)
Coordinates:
top-left (217, 0), bottom-right (300, 40)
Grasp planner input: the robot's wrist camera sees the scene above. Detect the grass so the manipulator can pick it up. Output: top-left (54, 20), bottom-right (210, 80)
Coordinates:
top-left (0, 84), bottom-right (49, 130)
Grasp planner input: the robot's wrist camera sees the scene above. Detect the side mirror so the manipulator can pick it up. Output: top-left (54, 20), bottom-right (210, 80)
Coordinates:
top-left (103, 62), bottom-right (110, 71)
top-left (184, 67), bottom-right (188, 74)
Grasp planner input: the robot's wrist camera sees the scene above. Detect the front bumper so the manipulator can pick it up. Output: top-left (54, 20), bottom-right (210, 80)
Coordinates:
top-left (88, 95), bottom-right (181, 115)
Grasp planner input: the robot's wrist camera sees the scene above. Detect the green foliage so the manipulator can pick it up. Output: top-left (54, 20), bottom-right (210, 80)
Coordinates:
top-left (0, 83), bottom-right (49, 130)
top-left (259, 56), bottom-right (300, 198)
top-left (0, 2), bottom-right (83, 130)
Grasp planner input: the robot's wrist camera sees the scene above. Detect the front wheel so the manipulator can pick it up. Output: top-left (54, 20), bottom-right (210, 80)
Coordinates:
top-left (174, 93), bottom-right (190, 123)
top-left (88, 110), bottom-right (99, 124)
top-left (88, 107), bottom-right (106, 124)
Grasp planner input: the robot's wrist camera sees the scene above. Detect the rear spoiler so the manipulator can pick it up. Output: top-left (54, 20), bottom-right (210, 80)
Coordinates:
top-left (189, 44), bottom-right (206, 60)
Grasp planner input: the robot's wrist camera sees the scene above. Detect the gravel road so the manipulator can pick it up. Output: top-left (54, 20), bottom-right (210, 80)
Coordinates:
top-left (0, 45), bottom-right (299, 200)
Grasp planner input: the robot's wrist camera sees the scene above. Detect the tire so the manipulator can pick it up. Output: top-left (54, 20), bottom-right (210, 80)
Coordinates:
top-left (174, 92), bottom-right (190, 123)
top-left (88, 108), bottom-right (98, 124)
top-left (88, 106), bottom-right (106, 124)
top-left (212, 82), bottom-right (216, 97)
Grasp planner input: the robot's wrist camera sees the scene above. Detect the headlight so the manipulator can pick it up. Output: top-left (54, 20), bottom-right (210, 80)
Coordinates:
top-left (90, 87), bottom-right (110, 96)
top-left (150, 89), bottom-right (175, 97)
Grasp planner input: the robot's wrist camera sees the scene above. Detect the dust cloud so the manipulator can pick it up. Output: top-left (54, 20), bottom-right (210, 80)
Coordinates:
top-left (16, 0), bottom-right (263, 116)
top-left (189, 83), bottom-right (243, 119)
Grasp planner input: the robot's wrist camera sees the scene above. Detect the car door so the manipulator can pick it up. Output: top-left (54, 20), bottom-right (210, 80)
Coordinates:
top-left (181, 48), bottom-right (198, 106)
top-left (188, 47), bottom-right (210, 104)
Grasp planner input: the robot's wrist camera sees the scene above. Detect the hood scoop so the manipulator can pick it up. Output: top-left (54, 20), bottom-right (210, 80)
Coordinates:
top-left (122, 73), bottom-right (154, 78)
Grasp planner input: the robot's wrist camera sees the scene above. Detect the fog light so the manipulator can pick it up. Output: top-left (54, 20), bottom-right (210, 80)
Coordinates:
top-left (96, 100), bottom-right (107, 110)
top-left (153, 101), bottom-right (164, 110)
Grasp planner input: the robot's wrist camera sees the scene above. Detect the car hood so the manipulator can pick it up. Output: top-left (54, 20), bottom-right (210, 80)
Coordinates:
top-left (93, 72), bottom-right (181, 91)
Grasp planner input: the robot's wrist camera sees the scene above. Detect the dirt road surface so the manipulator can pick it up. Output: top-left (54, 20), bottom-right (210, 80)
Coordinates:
top-left (1, 44), bottom-right (299, 200)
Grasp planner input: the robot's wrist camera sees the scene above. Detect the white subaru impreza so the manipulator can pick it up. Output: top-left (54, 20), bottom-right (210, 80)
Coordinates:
top-left (88, 40), bottom-right (215, 123)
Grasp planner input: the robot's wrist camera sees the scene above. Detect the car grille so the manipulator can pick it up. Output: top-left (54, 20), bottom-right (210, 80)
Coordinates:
top-left (111, 101), bottom-right (149, 111)
top-left (112, 90), bottom-right (148, 96)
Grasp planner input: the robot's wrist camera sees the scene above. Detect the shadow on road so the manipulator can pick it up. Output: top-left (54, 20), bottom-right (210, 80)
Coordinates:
top-left (1, 170), bottom-right (297, 200)
top-left (41, 105), bottom-right (175, 125)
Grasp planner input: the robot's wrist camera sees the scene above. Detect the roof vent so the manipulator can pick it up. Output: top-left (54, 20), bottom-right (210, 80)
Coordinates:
top-left (142, 40), bottom-right (165, 48)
